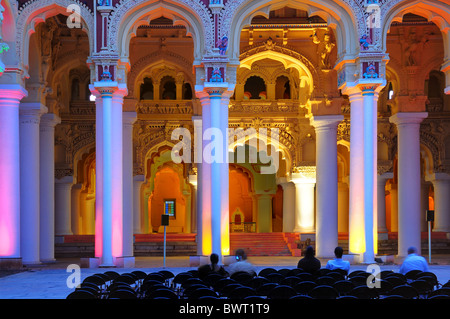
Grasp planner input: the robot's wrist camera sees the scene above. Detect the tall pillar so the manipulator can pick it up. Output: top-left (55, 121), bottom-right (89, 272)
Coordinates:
top-left (133, 175), bottom-right (145, 235)
top-left (431, 174), bottom-right (450, 233)
top-left (390, 112), bottom-right (428, 257)
top-left (377, 173), bottom-right (393, 234)
top-left (39, 113), bottom-right (61, 262)
top-left (256, 194), bottom-right (273, 233)
top-left (338, 182), bottom-right (349, 233)
top-left (195, 82), bottom-right (233, 259)
top-left (389, 183), bottom-right (398, 232)
top-left (0, 85), bottom-right (27, 264)
top-left (91, 82), bottom-right (128, 267)
top-left (279, 181), bottom-right (295, 233)
top-left (310, 115), bottom-right (343, 258)
top-left (122, 112), bottom-right (137, 258)
top-left (291, 167), bottom-right (316, 233)
top-left (345, 82), bottom-right (383, 263)
top-left (188, 174), bottom-right (198, 233)
top-left (420, 182), bottom-right (430, 232)
top-left (20, 102), bottom-right (47, 264)
top-left (71, 184), bottom-right (83, 234)
top-left (54, 176), bottom-right (74, 237)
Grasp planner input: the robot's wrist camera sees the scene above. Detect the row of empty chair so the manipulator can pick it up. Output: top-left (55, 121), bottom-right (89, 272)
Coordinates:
top-left (66, 267), bottom-right (450, 300)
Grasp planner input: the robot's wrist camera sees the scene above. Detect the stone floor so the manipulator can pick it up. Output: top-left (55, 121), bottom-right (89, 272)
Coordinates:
top-left (0, 255), bottom-right (449, 299)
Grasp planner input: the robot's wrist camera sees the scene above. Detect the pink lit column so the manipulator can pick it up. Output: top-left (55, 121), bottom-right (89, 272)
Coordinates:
top-left (39, 113), bottom-right (61, 262)
top-left (0, 85), bottom-right (27, 262)
top-left (92, 82), bottom-right (127, 267)
top-left (20, 102), bottom-right (47, 264)
top-left (122, 111), bottom-right (137, 258)
top-left (390, 112), bottom-right (428, 257)
top-left (310, 115), bottom-right (343, 258)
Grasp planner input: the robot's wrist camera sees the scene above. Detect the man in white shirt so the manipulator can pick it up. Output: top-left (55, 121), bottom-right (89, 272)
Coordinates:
top-left (399, 247), bottom-right (429, 275)
top-left (227, 249), bottom-right (256, 277)
top-left (325, 246), bottom-right (351, 274)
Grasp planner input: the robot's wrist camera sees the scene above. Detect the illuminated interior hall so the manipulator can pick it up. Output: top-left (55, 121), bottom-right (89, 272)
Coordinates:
top-left (0, 0), bottom-right (449, 269)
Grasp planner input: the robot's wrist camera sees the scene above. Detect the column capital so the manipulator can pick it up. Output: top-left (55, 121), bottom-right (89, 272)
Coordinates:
top-left (122, 111), bottom-right (137, 126)
top-left (310, 114), bottom-right (344, 131)
top-left (378, 172), bottom-right (393, 182)
top-left (0, 84), bottom-right (27, 101)
top-left (90, 82), bottom-right (127, 98)
top-left (19, 102), bottom-right (47, 124)
top-left (291, 166), bottom-right (317, 184)
top-left (55, 175), bottom-right (74, 185)
top-left (389, 112), bottom-right (428, 126)
top-left (40, 113), bottom-right (61, 129)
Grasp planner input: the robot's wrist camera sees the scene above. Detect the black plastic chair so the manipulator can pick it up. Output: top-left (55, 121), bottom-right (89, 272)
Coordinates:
top-left (145, 273), bottom-right (166, 283)
top-left (258, 268), bottom-right (278, 278)
top-left (115, 274), bottom-right (137, 286)
top-left (256, 282), bottom-right (278, 297)
top-left (228, 286), bottom-right (257, 299)
top-left (405, 270), bottom-right (423, 281)
top-left (428, 294), bottom-right (450, 299)
top-left (220, 283), bottom-right (244, 298)
top-left (277, 268), bottom-right (291, 277)
top-left (296, 272), bottom-right (315, 282)
top-left (347, 285), bottom-right (379, 299)
top-left (280, 276), bottom-right (302, 287)
top-left (104, 271), bottom-right (120, 281)
top-left (309, 285), bottom-right (339, 299)
top-left (159, 270), bottom-right (175, 280)
top-left (327, 271), bottom-right (346, 281)
top-left (266, 272), bottom-right (284, 284)
top-left (204, 272), bottom-right (224, 287)
top-left (384, 275), bottom-right (407, 288)
top-left (248, 276), bottom-right (270, 290)
top-left (377, 279), bottom-right (394, 296)
top-left (316, 276), bottom-right (337, 286)
top-left (132, 270), bottom-right (147, 280)
top-left (67, 289), bottom-right (97, 299)
top-left (213, 278), bottom-right (237, 292)
top-left (244, 295), bottom-right (266, 301)
top-left (388, 284), bottom-right (419, 299)
top-left (147, 288), bottom-right (178, 300)
top-left (348, 275), bottom-right (368, 286)
top-left (183, 283), bottom-right (209, 298)
top-left (333, 280), bottom-right (355, 296)
top-left (293, 281), bottom-right (317, 295)
top-left (316, 268), bottom-right (332, 277)
top-left (427, 287), bottom-right (450, 298)
top-left (338, 295), bottom-right (358, 299)
top-left (231, 271), bottom-right (254, 285)
top-left (290, 294), bottom-right (313, 300)
top-left (443, 280), bottom-right (450, 288)
top-left (188, 288), bottom-right (218, 299)
top-left (268, 285), bottom-right (297, 299)
top-left (415, 272), bottom-right (439, 288)
top-left (108, 289), bottom-right (137, 299)
top-left (348, 270), bottom-right (367, 278)
top-left (409, 279), bottom-right (433, 298)
top-left (382, 295), bottom-right (405, 300)
top-left (173, 272), bottom-right (193, 287)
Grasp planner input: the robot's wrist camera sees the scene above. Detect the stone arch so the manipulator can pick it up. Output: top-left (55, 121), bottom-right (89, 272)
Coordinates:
top-left (220, 0), bottom-right (360, 63)
top-left (108, 0), bottom-right (212, 62)
top-left (128, 50), bottom-right (194, 98)
top-left (381, 0), bottom-right (450, 85)
top-left (15, 0), bottom-right (94, 74)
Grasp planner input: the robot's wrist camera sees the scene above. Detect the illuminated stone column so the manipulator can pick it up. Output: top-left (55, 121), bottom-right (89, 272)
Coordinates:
top-left (310, 115), bottom-right (343, 258)
top-left (54, 176), bottom-right (74, 236)
top-left (430, 174), bottom-right (450, 233)
top-left (390, 112), bottom-right (428, 257)
top-left (91, 82), bottom-right (128, 267)
top-left (20, 102), bottom-right (47, 264)
top-left (377, 173), bottom-right (393, 234)
top-left (291, 167), bottom-right (316, 233)
top-left (71, 184), bottom-right (83, 234)
top-left (133, 175), bottom-right (145, 234)
top-left (345, 81), bottom-right (383, 263)
top-left (279, 181), bottom-right (295, 233)
top-left (338, 182), bottom-right (349, 233)
top-left (195, 82), bottom-right (233, 259)
top-left (256, 194), bottom-right (273, 233)
top-left (122, 112), bottom-right (137, 258)
top-left (188, 174), bottom-right (198, 233)
top-left (0, 85), bottom-right (27, 263)
top-left (39, 113), bottom-right (61, 262)
top-left (389, 184), bottom-right (398, 232)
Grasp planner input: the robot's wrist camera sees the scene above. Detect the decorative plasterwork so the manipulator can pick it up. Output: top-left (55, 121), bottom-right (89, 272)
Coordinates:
top-left (16, 0), bottom-right (94, 70)
top-left (108, 0), bottom-right (214, 53)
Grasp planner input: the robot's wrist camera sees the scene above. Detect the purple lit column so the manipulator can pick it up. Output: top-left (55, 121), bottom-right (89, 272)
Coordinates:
top-left (0, 85), bottom-right (27, 262)
top-left (310, 115), bottom-right (343, 258)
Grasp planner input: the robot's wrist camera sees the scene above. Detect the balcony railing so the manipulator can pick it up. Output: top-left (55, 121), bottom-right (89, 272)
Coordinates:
top-left (230, 222), bottom-right (256, 233)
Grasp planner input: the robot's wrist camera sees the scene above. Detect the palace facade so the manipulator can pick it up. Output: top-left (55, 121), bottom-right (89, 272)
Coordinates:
top-left (0, 0), bottom-right (449, 268)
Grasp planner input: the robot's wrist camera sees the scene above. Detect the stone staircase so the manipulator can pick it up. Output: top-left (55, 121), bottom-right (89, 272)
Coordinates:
top-left (230, 233), bottom-right (299, 256)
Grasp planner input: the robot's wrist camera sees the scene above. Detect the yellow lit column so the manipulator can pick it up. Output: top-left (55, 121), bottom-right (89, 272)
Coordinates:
top-left (291, 166), bottom-right (316, 233)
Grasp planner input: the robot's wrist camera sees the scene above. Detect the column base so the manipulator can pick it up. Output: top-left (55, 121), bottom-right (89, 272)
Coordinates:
top-left (80, 256), bottom-right (135, 268)
top-left (0, 258), bottom-right (23, 270)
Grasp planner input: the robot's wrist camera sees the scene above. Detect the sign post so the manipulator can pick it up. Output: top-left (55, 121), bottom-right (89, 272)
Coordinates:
top-left (161, 214), bottom-right (169, 268)
top-left (426, 210), bottom-right (434, 264)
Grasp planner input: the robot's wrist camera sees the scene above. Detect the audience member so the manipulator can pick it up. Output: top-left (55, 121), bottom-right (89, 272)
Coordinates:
top-left (325, 246), bottom-right (350, 274)
top-left (198, 253), bottom-right (228, 279)
top-left (399, 246), bottom-right (429, 275)
top-left (227, 249), bottom-right (256, 276)
top-left (297, 245), bottom-right (321, 274)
